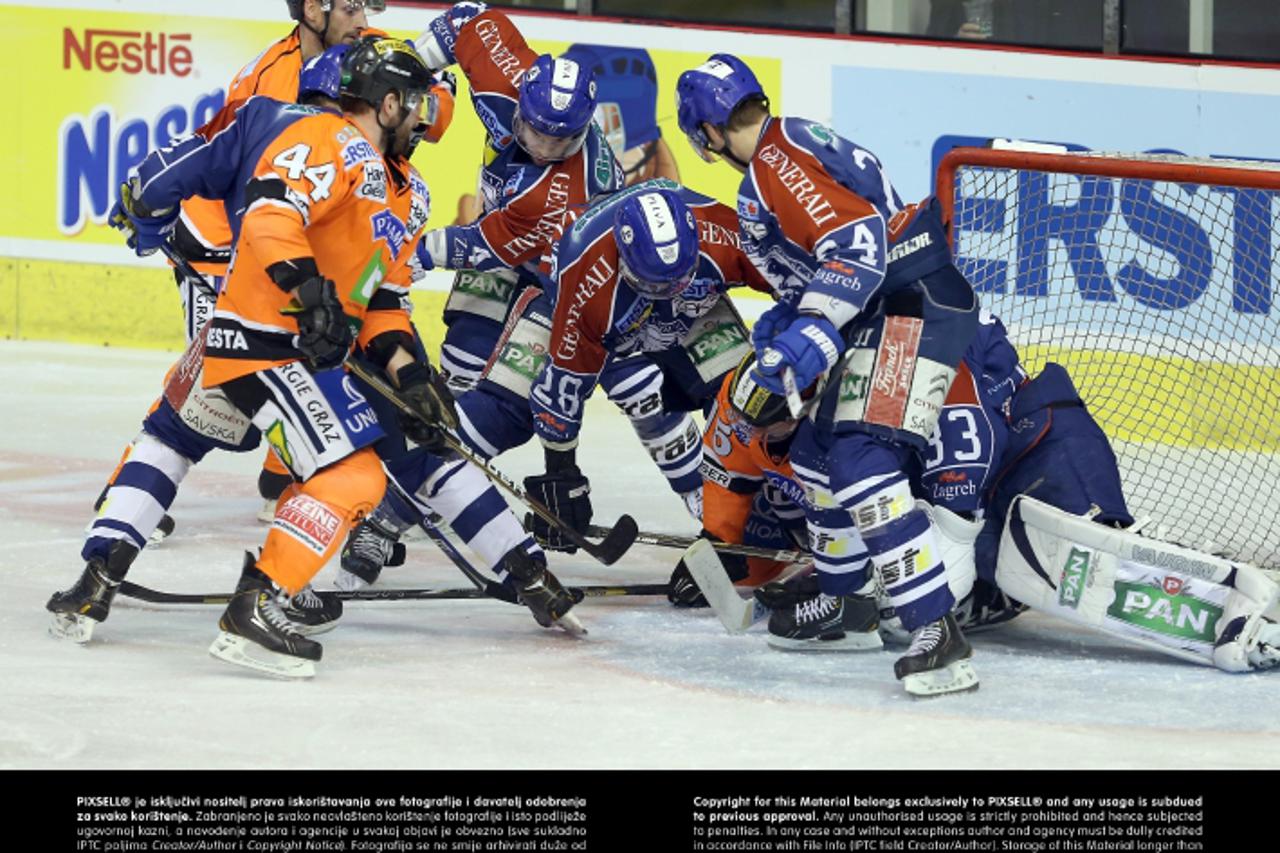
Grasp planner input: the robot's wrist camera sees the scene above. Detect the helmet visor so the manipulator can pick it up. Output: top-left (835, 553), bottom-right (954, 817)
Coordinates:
top-left (619, 255), bottom-right (697, 300)
top-left (513, 112), bottom-right (588, 164)
top-left (685, 131), bottom-right (721, 165)
top-left (336, 1), bottom-right (386, 13)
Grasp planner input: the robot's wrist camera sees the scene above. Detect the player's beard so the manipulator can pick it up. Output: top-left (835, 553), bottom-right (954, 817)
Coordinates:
top-left (387, 120), bottom-right (414, 159)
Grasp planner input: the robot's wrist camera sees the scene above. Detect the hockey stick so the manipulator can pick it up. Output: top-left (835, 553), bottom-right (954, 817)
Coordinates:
top-left (346, 360), bottom-right (638, 565)
top-left (678, 540), bottom-right (813, 634)
top-left (781, 366), bottom-right (805, 419)
top-left (586, 525), bottom-right (809, 564)
top-left (415, 510), bottom-right (496, 594)
top-left (158, 241), bottom-right (219, 301)
top-left (117, 579), bottom-right (668, 606)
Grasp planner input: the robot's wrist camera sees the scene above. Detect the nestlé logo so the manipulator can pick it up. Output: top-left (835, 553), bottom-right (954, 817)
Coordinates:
top-left (64, 28), bottom-right (193, 77)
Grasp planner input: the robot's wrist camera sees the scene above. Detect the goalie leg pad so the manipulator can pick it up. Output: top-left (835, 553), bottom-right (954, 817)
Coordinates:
top-left (997, 495), bottom-right (1279, 669)
top-left (476, 289), bottom-right (553, 402)
top-left (440, 270), bottom-right (528, 394)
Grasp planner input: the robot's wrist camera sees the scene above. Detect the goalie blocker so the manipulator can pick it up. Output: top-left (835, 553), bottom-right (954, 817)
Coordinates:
top-left (997, 495), bottom-right (1280, 672)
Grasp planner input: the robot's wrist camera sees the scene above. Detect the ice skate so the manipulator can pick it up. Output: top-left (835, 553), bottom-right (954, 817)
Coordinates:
top-left (336, 514), bottom-right (407, 590)
top-left (148, 513), bottom-right (176, 546)
top-left (47, 541), bottom-right (138, 644)
top-left (209, 554), bottom-right (322, 679)
top-left (256, 467), bottom-right (293, 524)
top-left (502, 549), bottom-right (585, 635)
top-left (281, 584), bottom-right (343, 636)
top-left (894, 613), bottom-right (979, 697)
top-left (766, 585), bottom-right (882, 652)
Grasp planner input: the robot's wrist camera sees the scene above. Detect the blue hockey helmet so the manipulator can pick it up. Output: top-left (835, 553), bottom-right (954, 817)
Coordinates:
top-left (298, 43), bottom-right (349, 103)
top-left (515, 54), bottom-right (597, 163)
top-left (613, 187), bottom-right (700, 299)
top-left (675, 54), bottom-right (765, 161)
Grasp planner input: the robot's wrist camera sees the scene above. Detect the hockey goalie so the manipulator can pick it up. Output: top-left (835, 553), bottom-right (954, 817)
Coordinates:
top-left (681, 310), bottom-right (1280, 694)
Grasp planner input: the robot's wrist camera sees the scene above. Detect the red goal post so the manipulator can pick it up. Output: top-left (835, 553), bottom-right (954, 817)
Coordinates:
top-left (935, 143), bottom-right (1279, 570)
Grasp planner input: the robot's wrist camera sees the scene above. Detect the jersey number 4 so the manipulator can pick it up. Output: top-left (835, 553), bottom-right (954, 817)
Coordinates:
top-left (274, 144), bottom-right (337, 201)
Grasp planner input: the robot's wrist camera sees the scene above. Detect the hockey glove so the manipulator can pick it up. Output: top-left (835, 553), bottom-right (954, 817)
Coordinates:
top-left (394, 361), bottom-right (458, 454)
top-left (523, 455), bottom-right (593, 554)
top-left (750, 299), bottom-right (798, 351)
top-left (753, 572), bottom-right (820, 611)
top-left (752, 314), bottom-right (843, 396)
top-left (282, 276), bottom-right (353, 371)
top-left (435, 69), bottom-right (458, 98)
top-left (667, 531), bottom-right (749, 608)
top-left (108, 178), bottom-right (178, 257)
top-left (414, 233), bottom-right (437, 272)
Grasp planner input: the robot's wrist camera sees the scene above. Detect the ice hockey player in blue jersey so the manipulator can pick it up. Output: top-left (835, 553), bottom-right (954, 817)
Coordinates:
top-left (677, 54), bottom-right (982, 696)
top-left (410, 3), bottom-right (624, 390)
top-left (342, 179), bottom-right (771, 575)
top-left (701, 315), bottom-right (1280, 675)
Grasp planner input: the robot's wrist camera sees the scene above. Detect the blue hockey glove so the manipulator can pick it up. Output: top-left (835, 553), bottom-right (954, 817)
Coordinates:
top-left (750, 299), bottom-right (798, 351)
top-left (108, 179), bottom-right (177, 257)
top-left (752, 314), bottom-right (843, 396)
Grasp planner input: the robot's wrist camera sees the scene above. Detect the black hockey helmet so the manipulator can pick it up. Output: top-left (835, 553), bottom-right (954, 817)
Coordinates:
top-left (726, 350), bottom-right (792, 428)
top-left (340, 34), bottom-right (433, 111)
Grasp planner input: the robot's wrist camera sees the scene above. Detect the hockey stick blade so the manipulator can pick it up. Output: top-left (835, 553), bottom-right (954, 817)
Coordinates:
top-left (590, 513), bottom-right (639, 565)
top-left (346, 360), bottom-right (637, 565)
top-left (119, 579), bottom-right (668, 606)
top-left (679, 539), bottom-right (767, 633)
top-left (588, 525), bottom-right (808, 564)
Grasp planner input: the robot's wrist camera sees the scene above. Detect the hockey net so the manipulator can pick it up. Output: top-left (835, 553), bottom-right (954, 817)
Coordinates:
top-left (937, 145), bottom-right (1280, 570)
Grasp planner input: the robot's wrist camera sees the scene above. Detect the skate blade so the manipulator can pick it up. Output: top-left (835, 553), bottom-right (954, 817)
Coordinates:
top-left (901, 660), bottom-right (979, 698)
top-left (208, 632), bottom-right (316, 679)
top-left (552, 610), bottom-right (587, 636)
top-left (48, 612), bottom-right (97, 644)
top-left (287, 618), bottom-right (340, 638)
top-left (766, 630), bottom-right (883, 652)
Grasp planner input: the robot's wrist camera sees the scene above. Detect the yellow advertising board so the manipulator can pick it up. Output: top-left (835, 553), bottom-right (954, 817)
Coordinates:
top-left (0, 4), bottom-right (777, 352)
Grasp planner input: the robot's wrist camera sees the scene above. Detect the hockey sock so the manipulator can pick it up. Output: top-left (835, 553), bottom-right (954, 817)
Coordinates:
top-left (84, 433), bottom-right (192, 560)
top-left (258, 447), bottom-right (386, 595)
top-left (405, 456), bottom-right (541, 576)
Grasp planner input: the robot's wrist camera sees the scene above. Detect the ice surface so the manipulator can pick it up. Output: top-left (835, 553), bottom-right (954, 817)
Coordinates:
top-left (2, 341), bottom-right (1277, 770)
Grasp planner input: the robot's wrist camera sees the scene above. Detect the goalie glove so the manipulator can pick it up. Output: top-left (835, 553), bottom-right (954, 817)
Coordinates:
top-left (281, 276), bottom-right (353, 371)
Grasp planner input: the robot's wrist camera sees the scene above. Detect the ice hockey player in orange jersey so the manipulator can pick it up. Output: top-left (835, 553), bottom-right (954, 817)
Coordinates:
top-left (197, 37), bottom-right (438, 677)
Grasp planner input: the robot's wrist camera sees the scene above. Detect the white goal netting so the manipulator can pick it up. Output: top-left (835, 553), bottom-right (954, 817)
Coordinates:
top-left (940, 147), bottom-right (1280, 569)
